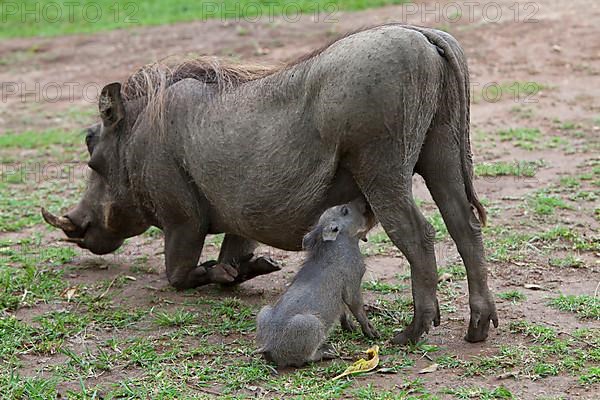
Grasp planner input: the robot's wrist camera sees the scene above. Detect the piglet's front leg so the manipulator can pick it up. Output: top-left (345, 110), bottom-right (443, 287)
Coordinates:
top-left (343, 284), bottom-right (380, 339)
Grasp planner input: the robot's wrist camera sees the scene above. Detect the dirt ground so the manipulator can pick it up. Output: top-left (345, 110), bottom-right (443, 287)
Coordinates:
top-left (1, 0), bottom-right (599, 399)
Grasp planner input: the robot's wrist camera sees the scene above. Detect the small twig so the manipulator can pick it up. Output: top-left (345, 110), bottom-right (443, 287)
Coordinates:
top-left (558, 331), bottom-right (600, 349)
top-left (364, 304), bottom-right (402, 323)
top-left (594, 281), bottom-right (600, 298)
top-left (95, 274), bottom-right (120, 300)
top-left (195, 385), bottom-right (222, 396)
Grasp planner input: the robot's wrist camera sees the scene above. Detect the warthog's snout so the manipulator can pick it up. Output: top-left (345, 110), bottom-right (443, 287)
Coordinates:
top-left (41, 207), bottom-right (123, 255)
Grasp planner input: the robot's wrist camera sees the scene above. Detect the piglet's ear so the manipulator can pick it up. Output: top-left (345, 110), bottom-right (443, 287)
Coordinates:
top-left (302, 227), bottom-right (319, 250)
top-left (322, 224), bottom-right (340, 242)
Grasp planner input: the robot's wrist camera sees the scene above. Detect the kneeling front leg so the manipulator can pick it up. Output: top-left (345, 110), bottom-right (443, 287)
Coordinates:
top-left (218, 234), bottom-right (281, 285)
top-left (164, 224), bottom-right (238, 289)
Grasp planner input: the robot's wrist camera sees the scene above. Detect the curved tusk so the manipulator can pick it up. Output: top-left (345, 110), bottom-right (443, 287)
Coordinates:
top-left (41, 207), bottom-right (77, 232)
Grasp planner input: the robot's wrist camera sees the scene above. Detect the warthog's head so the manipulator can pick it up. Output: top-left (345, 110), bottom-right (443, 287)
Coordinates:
top-left (42, 83), bottom-right (150, 254)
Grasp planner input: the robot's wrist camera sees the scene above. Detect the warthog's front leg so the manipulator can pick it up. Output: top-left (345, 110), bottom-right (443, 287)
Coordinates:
top-left (164, 224), bottom-right (238, 289)
top-left (218, 234), bottom-right (281, 285)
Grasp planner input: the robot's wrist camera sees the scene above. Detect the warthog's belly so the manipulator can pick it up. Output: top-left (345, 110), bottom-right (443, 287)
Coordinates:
top-left (229, 166), bottom-right (362, 251)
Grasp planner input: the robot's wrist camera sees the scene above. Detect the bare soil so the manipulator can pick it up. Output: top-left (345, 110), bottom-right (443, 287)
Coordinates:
top-left (1, 0), bottom-right (599, 398)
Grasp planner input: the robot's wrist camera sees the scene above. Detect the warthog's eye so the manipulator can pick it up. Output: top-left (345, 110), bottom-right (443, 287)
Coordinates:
top-left (87, 159), bottom-right (100, 174)
top-left (88, 152), bottom-right (107, 176)
top-left (341, 206), bottom-right (349, 216)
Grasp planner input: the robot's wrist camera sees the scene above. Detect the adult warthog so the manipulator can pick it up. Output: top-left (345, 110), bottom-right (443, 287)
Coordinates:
top-left (43, 24), bottom-right (497, 344)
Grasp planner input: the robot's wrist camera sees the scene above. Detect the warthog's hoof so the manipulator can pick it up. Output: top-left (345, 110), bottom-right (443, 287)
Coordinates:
top-left (221, 255), bottom-right (281, 286)
top-left (201, 260), bottom-right (239, 284)
top-left (391, 301), bottom-right (440, 345)
top-left (465, 293), bottom-right (498, 343)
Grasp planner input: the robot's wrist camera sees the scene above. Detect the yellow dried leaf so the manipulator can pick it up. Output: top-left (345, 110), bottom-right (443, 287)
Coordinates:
top-left (418, 363), bottom-right (438, 374)
top-left (61, 287), bottom-right (78, 302)
top-left (332, 345), bottom-right (379, 381)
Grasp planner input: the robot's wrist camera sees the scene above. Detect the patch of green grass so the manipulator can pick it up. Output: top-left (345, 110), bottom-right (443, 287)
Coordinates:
top-left (352, 380), bottom-right (433, 399)
top-left (0, 371), bottom-right (58, 399)
top-left (483, 226), bottom-right (533, 262)
top-left (362, 230), bottom-right (397, 256)
top-left (154, 308), bottom-right (196, 327)
top-left (438, 320), bottom-right (598, 381)
top-left (362, 280), bottom-right (407, 294)
top-left (361, 296), bottom-right (414, 338)
top-left (0, 129), bottom-right (82, 149)
top-left (0, 315), bottom-right (37, 364)
top-left (546, 136), bottom-right (570, 150)
top-left (443, 385), bottom-right (514, 399)
top-left (509, 105), bottom-right (534, 119)
top-left (484, 224), bottom-right (598, 263)
top-left (498, 290), bottom-right (526, 303)
top-left (193, 297), bottom-right (257, 336)
top-left (0, 237), bottom-right (74, 311)
top-left (559, 121), bottom-right (579, 131)
top-left (534, 226), bottom-right (598, 252)
top-left (509, 321), bottom-right (556, 344)
top-left (475, 160), bottom-right (543, 177)
top-left (0, 130), bottom-right (87, 231)
top-left (0, 183), bottom-right (41, 231)
top-left (549, 295), bottom-right (600, 319)
top-left (569, 190), bottom-right (598, 202)
top-left (130, 257), bottom-right (157, 274)
top-left (452, 322), bottom-right (600, 382)
top-left (0, 178), bottom-right (86, 232)
top-left (426, 211), bottom-right (448, 241)
top-left (579, 366), bottom-right (600, 385)
top-left (559, 176), bottom-right (581, 189)
top-left (143, 226), bottom-right (163, 238)
top-left (548, 254), bottom-right (584, 268)
top-left (497, 127), bottom-right (541, 150)
top-left (438, 262), bottom-right (467, 280)
top-left (527, 191), bottom-right (572, 216)
top-left (533, 362), bottom-right (559, 377)
top-left (0, 0), bottom-right (410, 39)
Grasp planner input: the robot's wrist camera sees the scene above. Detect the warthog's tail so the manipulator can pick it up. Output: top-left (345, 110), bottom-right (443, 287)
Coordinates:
top-left (407, 26), bottom-right (487, 226)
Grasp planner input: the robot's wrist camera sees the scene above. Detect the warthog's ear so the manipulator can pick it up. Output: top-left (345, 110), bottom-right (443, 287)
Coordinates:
top-left (322, 223), bottom-right (340, 242)
top-left (99, 82), bottom-right (125, 128)
top-left (302, 227), bottom-right (320, 250)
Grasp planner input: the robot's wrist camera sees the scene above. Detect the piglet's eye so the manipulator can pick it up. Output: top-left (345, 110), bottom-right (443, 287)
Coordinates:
top-left (341, 206), bottom-right (349, 216)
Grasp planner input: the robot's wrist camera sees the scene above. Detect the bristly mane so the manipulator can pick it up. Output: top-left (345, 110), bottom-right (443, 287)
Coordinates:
top-left (121, 56), bottom-right (275, 101)
top-left (119, 56), bottom-right (276, 135)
